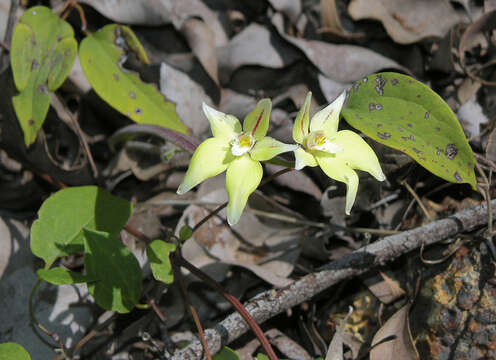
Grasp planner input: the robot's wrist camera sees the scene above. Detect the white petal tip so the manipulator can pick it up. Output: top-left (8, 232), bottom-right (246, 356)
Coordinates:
top-left (176, 185), bottom-right (188, 195)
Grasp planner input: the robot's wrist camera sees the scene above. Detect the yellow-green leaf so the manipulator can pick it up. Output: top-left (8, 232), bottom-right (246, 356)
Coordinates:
top-left (146, 240), bottom-right (176, 284)
top-left (79, 24), bottom-right (187, 134)
top-left (0, 342), bottom-right (31, 360)
top-left (10, 6), bottom-right (77, 146)
top-left (342, 72), bottom-right (476, 189)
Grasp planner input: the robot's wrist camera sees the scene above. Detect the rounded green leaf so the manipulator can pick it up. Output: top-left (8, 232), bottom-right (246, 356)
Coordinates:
top-left (0, 343), bottom-right (31, 360)
top-left (146, 240), bottom-right (176, 284)
top-left (10, 6), bottom-right (77, 146)
top-left (79, 24), bottom-right (187, 134)
top-left (31, 186), bottom-right (133, 268)
top-left (83, 229), bottom-right (142, 313)
top-left (37, 267), bottom-right (96, 285)
top-left (213, 347), bottom-right (240, 360)
top-left (342, 72), bottom-right (476, 189)
top-left (179, 225), bottom-right (193, 242)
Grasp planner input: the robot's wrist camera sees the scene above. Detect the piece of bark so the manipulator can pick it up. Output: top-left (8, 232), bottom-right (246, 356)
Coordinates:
top-left (170, 201), bottom-right (494, 359)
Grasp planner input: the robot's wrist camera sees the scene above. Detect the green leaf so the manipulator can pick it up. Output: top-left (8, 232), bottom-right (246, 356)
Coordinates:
top-left (341, 72), bottom-right (476, 189)
top-left (79, 24), bottom-right (187, 134)
top-left (10, 6), bottom-right (77, 146)
top-left (0, 342), bottom-right (31, 360)
top-left (256, 354), bottom-right (269, 360)
top-left (179, 225), bottom-right (193, 242)
top-left (31, 186), bottom-right (133, 268)
top-left (213, 347), bottom-right (240, 360)
top-left (83, 229), bottom-right (142, 313)
top-left (37, 267), bottom-right (96, 285)
top-left (146, 240), bottom-right (176, 284)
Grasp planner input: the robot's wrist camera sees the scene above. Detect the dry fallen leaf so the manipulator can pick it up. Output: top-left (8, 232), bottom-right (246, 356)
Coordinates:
top-left (326, 306), bottom-right (353, 360)
top-left (180, 18), bottom-right (219, 85)
top-left (363, 272), bottom-right (406, 305)
top-left (370, 304), bottom-right (419, 360)
top-left (268, 0), bottom-right (302, 24)
top-left (160, 62), bottom-right (212, 136)
top-left (266, 329), bottom-right (313, 360)
top-left (272, 13), bottom-right (403, 82)
top-left (348, 0), bottom-right (465, 44)
top-left (217, 22), bottom-right (301, 84)
top-left (177, 178), bottom-right (300, 287)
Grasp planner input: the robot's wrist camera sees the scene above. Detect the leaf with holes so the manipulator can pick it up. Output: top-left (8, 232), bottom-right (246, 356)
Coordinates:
top-left (31, 186), bottom-right (133, 269)
top-left (10, 6), bottom-right (77, 146)
top-left (342, 72), bottom-right (476, 189)
top-left (83, 229), bottom-right (142, 313)
top-left (79, 24), bottom-right (187, 134)
top-left (146, 240), bottom-right (175, 284)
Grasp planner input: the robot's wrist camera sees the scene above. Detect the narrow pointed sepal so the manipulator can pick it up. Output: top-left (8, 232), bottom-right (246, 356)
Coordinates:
top-left (292, 92), bottom-right (312, 144)
top-left (310, 90), bottom-right (346, 137)
top-left (225, 154), bottom-right (263, 225)
top-left (333, 130), bottom-right (386, 181)
top-left (243, 98), bottom-right (272, 140)
top-left (202, 102), bottom-right (242, 140)
top-left (315, 154), bottom-right (359, 215)
top-left (177, 137), bottom-right (233, 194)
top-left (294, 147), bottom-right (318, 170)
top-left (250, 136), bottom-right (299, 161)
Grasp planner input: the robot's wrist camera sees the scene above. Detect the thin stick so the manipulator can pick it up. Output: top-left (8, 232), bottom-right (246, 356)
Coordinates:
top-left (29, 279), bottom-right (70, 358)
top-left (173, 254), bottom-right (212, 360)
top-left (401, 180), bottom-right (433, 221)
top-left (173, 252), bottom-right (279, 360)
top-left (171, 199), bottom-right (496, 359)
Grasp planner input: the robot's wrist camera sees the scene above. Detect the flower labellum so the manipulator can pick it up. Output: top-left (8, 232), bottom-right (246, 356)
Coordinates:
top-left (177, 100), bottom-right (298, 225)
top-left (292, 91), bottom-right (386, 214)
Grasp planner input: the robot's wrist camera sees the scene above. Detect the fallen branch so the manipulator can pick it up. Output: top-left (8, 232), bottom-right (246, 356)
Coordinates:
top-left (170, 200), bottom-right (495, 359)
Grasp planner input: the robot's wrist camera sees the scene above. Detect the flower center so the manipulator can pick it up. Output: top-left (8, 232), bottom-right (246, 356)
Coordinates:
top-left (306, 131), bottom-right (343, 153)
top-left (231, 133), bottom-right (255, 156)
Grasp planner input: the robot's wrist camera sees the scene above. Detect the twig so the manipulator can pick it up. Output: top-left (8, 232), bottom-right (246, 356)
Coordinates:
top-left (172, 252), bottom-right (280, 360)
top-left (29, 279), bottom-right (70, 358)
top-left (173, 253), bottom-right (212, 360)
top-left (170, 200), bottom-right (496, 359)
top-left (401, 180), bottom-right (433, 221)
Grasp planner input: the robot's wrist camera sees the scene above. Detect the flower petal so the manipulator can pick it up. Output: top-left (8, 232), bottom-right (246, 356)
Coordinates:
top-left (225, 154), bottom-right (263, 225)
top-left (315, 154), bottom-right (359, 215)
top-left (309, 90), bottom-right (346, 137)
top-left (250, 136), bottom-right (299, 161)
top-left (292, 92), bottom-right (312, 144)
top-left (177, 137), bottom-right (233, 194)
top-left (333, 130), bottom-right (386, 181)
top-left (203, 102), bottom-right (242, 140)
top-left (243, 98), bottom-right (272, 140)
top-left (294, 147), bottom-right (318, 170)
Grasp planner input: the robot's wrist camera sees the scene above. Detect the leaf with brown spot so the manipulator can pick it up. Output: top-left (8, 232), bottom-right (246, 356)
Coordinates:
top-left (342, 72), bottom-right (476, 189)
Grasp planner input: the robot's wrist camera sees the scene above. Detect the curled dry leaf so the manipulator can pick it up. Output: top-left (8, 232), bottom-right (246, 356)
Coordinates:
top-left (370, 304), bottom-right (419, 360)
top-left (318, 74), bottom-right (350, 103)
top-left (180, 18), bottom-right (219, 85)
top-left (458, 10), bottom-right (496, 86)
top-left (160, 62), bottom-right (212, 136)
top-left (326, 306), bottom-right (353, 360)
top-left (272, 13), bottom-right (403, 82)
top-left (348, 0), bottom-right (465, 44)
top-left (217, 23), bottom-right (301, 84)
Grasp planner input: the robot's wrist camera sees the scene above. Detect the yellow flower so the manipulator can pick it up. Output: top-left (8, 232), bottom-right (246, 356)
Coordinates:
top-left (293, 91), bottom-right (385, 214)
top-left (177, 100), bottom-right (297, 225)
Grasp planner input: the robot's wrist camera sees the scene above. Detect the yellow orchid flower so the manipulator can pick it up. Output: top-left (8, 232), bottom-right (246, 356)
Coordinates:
top-left (177, 99), bottom-right (298, 225)
top-left (293, 91), bottom-right (386, 214)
